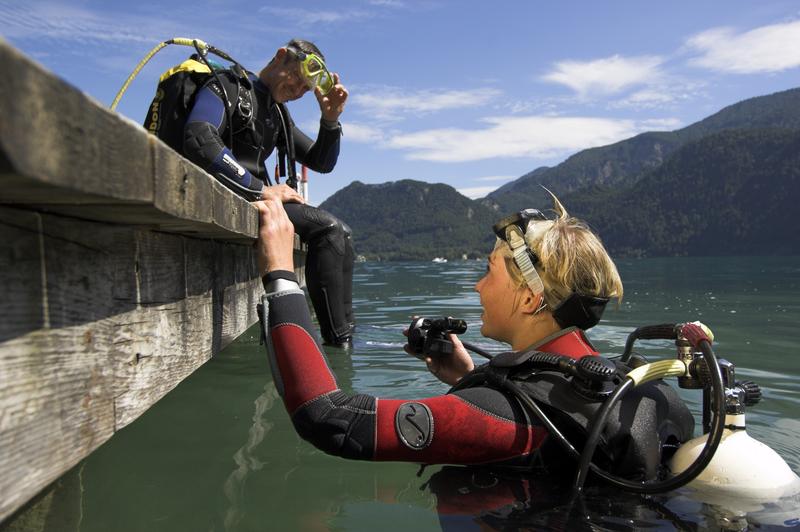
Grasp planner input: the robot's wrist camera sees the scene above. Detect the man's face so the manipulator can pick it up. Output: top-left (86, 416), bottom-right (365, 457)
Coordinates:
top-left (273, 57), bottom-right (310, 103)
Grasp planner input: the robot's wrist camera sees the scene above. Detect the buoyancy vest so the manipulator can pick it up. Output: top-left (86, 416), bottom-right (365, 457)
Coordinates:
top-left (450, 349), bottom-right (695, 481)
top-left (143, 56), bottom-right (256, 153)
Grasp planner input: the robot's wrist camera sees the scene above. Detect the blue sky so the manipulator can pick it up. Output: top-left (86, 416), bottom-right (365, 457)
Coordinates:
top-left (2, 1), bottom-right (799, 204)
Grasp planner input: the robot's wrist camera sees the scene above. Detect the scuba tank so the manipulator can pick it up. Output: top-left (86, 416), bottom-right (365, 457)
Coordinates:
top-left (588, 321), bottom-right (800, 497)
top-left (667, 358), bottom-right (800, 499)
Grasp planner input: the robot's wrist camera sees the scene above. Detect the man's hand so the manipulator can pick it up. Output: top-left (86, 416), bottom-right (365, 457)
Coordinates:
top-left (261, 184), bottom-right (305, 204)
top-left (316, 73), bottom-right (348, 122)
top-left (403, 329), bottom-right (475, 386)
top-left (255, 199), bottom-right (296, 275)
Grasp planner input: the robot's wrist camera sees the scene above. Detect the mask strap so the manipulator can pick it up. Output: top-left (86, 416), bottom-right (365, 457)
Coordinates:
top-left (504, 226), bottom-right (544, 294)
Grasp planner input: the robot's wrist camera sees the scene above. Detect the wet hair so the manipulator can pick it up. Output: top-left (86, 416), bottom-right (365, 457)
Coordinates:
top-left (495, 194), bottom-right (623, 313)
top-left (285, 38), bottom-right (325, 62)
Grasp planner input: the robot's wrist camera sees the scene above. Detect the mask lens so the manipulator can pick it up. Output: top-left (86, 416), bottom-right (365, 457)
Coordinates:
top-left (298, 53), bottom-right (334, 95)
top-left (315, 70), bottom-right (334, 94)
top-left (304, 56), bottom-right (324, 75)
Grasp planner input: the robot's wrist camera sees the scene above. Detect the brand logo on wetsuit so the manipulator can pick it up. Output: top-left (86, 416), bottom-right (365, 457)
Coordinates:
top-left (222, 153), bottom-right (246, 176)
top-left (147, 88), bottom-right (165, 134)
top-left (395, 402), bottom-right (433, 450)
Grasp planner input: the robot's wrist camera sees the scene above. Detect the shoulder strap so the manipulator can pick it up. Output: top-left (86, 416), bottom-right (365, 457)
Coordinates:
top-left (273, 102), bottom-right (298, 189)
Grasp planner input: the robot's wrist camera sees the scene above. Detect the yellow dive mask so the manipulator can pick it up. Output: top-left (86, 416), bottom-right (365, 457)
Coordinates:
top-left (288, 45), bottom-right (334, 95)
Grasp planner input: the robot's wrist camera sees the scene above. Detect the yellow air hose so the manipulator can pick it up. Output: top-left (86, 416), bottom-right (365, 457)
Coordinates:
top-left (110, 38), bottom-right (209, 111)
top-left (626, 359), bottom-right (689, 386)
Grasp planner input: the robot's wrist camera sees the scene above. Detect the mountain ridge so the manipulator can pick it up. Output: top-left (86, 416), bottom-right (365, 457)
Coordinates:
top-left (320, 87), bottom-right (800, 260)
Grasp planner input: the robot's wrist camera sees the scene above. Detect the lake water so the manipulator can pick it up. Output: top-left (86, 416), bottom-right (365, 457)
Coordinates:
top-left (5, 257), bottom-right (800, 531)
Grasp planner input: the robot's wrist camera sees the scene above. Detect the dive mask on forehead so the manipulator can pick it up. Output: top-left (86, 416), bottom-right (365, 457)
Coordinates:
top-left (493, 208), bottom-right (612, 330)
top-left (287, 45), bottom-right (334, 95)
top-left (492, 209), bottom-right (549, 294)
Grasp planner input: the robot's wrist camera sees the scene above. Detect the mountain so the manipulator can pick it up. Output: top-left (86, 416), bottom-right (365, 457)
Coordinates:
top-left (484, 87), bottom-right (800, 213)
top-left (564, 127), bottom-right (800, 257)
top-left (320, 180), bottom-right (497, 260)
top-left (321, 87), bottom-right (800, 259)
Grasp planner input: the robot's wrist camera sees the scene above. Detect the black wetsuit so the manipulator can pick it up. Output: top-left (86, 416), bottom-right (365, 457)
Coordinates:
top-left (183, 71), bottom-right (354, 345)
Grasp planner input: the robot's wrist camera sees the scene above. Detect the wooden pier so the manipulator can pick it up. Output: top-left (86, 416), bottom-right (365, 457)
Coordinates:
top-left (0, 39), bottom-right (301, 523)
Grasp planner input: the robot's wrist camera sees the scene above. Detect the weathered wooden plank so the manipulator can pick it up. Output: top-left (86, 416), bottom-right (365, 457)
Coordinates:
top-left (149, 111), bottom-right (258, 240)
top-left (211, 180), bottom-right (259, 239)
top-left (38, 213), bottom-right (137, 328)
top-left (0, 210), bottom-right (43, 342)
top-left (110, 296), bottom-right (216, 429)
top-left (0, 209), bottom-right (265, 522)
top-left (152, 137), bottom-right (215, 224)
top-left (0, 326), bottom-right (116, 525)
top-left (136, 230), bottom-right (187, 304)
top-left (0, 42), bottom-right (153, 203)
top-left (221, 280), bottom-right (263, 347)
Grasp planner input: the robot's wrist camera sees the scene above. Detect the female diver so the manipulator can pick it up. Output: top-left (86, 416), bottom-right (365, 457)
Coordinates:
top-left (254, 195), bottom-right (693, 480)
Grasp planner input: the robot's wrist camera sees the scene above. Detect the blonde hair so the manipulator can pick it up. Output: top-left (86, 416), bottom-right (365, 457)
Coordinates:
top-left (496, 194), bottom-right (623, 311)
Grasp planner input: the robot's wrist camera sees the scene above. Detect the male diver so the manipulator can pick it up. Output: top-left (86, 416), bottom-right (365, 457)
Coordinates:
top-left (181, 39), bottom-right (354, 347)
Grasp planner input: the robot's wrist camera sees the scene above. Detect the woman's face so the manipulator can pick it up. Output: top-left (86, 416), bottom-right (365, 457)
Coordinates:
top-left (475, 249), bottom-right (522, 343)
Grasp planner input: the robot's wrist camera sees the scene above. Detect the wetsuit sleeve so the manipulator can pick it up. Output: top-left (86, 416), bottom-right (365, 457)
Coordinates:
top-left (183, 85), bottom-right (265, 199)
top-left (263, 287), bottom-right (546, 465)
top-left (291, 119), bottom-right (341, 174)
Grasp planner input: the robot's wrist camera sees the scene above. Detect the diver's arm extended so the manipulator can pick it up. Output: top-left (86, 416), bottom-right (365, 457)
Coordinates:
top-left (265, 285), bottom-right (544, 463)
top-left (256, 199), bottom-right (543, 464)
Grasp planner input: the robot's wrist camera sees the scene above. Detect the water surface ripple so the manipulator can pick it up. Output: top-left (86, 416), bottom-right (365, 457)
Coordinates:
top-left (13, 256), bottom-right (800, 531)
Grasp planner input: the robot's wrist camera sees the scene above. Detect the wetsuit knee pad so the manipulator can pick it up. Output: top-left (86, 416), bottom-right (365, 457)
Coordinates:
top-left (301, 209), bottom-right (352, 256)
top-left (291, 390), bottom-right (376, 460)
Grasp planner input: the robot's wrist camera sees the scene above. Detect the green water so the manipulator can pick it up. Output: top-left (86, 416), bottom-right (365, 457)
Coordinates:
top-left (6, 257), bottom-right (800, 531)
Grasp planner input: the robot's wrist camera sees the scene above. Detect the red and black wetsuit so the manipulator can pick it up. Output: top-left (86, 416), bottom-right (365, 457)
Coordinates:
top-left (263, 277), bottom-right (601, 466)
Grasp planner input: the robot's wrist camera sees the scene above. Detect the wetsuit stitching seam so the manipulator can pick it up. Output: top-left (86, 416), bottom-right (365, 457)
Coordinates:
top-left (265, 289), bottom-right (305, 299)
top-left (296, 390), bottom-right (376, 414)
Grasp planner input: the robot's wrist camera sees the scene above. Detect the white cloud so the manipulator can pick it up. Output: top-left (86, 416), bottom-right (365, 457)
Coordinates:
top-left (686, 20), bottom-right (800, 73)
top-left (258, 6), bottom-right (372, 25)
top-left (385, 115), bottom-right (650, 162)
top-left (352, 87), bottom-right (502, 120)
top-left (458, 186), bottom-right (500, 199)
top-left (367, 0), bottom-right (405, 6)
top-left (341, 122), bottom-right (386, 143)
top-left (0, 2), bottom-right (161, 44)
top-left (610, 80), bottom-right (707, 110)
top-left (542, 54), bottom-right (664, 96)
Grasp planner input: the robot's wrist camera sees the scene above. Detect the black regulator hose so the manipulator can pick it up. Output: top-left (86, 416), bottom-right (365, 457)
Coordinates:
top-left (620, 324), bottom-right (678, 364)
top-left (574, 378), bottom-right (635, 490)
top-left (458, 329), bottom-right (726, 495)
top-left (461, 341), bottom-right (493, 360)
top-left (574, 338), bottom-right (726, 494)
